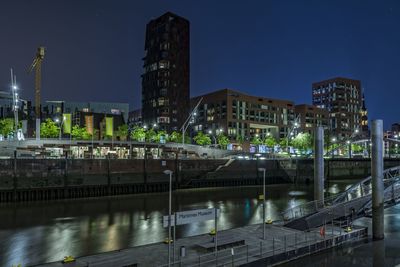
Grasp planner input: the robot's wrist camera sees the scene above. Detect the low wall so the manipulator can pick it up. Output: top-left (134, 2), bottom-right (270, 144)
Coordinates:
top-left (0, 158), bottom-right (399, 202)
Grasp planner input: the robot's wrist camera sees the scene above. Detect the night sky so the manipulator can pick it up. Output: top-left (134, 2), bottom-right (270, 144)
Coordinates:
top-left (0, 0), bottom-right (399, 128)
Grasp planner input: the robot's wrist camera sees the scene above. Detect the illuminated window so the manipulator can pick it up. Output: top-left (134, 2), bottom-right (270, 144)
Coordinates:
top-left (159, 60), bottom-right (170, 69)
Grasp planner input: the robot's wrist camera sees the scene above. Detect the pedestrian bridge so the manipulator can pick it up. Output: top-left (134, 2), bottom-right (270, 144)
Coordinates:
top-left (282, 166), bottom-right (400, 231)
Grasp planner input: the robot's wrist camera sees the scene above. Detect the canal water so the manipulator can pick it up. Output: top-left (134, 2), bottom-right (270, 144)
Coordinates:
top-left (0, 180), bottom-right (361, 266)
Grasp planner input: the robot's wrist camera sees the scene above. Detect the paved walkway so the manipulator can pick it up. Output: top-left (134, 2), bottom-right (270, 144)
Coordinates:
top-left (35, 223), bottom-right (366, 267)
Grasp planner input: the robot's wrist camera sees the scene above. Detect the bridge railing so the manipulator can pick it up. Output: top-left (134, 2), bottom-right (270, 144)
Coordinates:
top-left (282, 194), bottom-right (338, 221)
top-left (283, 166), bottom-right (400, 222)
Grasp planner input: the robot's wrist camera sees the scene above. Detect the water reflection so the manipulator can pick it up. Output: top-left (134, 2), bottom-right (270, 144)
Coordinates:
top-left (0, 182), bottom-right (353, 266)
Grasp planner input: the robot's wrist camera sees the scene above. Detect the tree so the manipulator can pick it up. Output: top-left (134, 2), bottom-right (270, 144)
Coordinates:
top-left (71, 125), bottom-right (92, 140)
top-left (130, 126), bottom-right (146, 142)
top-left (40, 118), bottom-right (59, 138)
top-left (291, 132), bottom-right (312, 152)
top-left (145, 128), bottom-right (157, 142)
top-left (0, 118), bottom-right (15, 137)
top-left (263, 136), bottom-right (277, 148)
top-left (169, 131), bottom-right (181, 143)
top-left (279, 138), bottom-right (288, 149)
top-left (217, 133), bottom-right (230, 149)
top-left (154, 130), bottom-right (168, 143)
top-left (116, 124), bottom-right (129, 141)
top-left (168, 131), bottom-right (191, 144)
top-left (251, 136), bottom-right (263, 145)
top-left (193, 132), bottom-right (211, 146)
top-left (351, 143), bottom-right (363, 153)
top-left (235, 134), bottom-right (244, 144)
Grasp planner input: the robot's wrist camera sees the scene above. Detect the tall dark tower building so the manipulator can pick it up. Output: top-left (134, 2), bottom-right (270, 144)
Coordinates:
top-left (360, 93), bottom-right (369, 136)
top-left (142, 12), bottom-right (190, 131)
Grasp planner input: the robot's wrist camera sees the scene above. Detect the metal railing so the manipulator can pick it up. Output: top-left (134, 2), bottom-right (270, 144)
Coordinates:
top-left (158, 224), bottom-right (367, 267)
top-left (282, 165), bottom-right (400, 222)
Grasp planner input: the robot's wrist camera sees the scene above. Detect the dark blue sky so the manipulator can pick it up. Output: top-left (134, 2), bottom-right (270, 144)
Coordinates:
top-left (0, 0), bottom-right (399, 128)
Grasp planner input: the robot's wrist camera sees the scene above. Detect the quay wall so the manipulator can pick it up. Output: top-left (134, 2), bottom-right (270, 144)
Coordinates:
top-left (0, 158), bottom-right (399, 202)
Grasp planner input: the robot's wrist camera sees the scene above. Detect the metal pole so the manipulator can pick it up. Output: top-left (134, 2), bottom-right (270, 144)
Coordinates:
top-left (263, 169), bottom-right (266, 240)
top-left (168, 171), bottom-right (173, 267)
top-left (371, 120), bottom-right (384, 240)
top-left (173, 212), bottom-right (176, 264)
top-left (314, 127), bottom-right (324, 203)
top-left (91, 116), bottom-right (94, 158)
top-left (182, 127), bottom-right (185, 145)
top-left (272, 237), bottom-right (275, 255)
top-left (214, 207), bottom-right (218, 255)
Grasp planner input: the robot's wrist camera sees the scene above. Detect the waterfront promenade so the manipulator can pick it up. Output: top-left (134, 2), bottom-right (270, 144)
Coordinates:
top-left (35, 223), bottom-right (367, 267)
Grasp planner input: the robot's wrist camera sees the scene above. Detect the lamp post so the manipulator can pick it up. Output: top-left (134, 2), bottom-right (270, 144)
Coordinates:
top-left (10, 69), bottom-right (19, 138)
top-left (331, 137), bottom-right (336, 159)
top-left (208, 130), bottom-right (218, 146)
top-left (164, 169), bottom-right (173, 267)
top-left (181, 97), bottom-right (203, 145)
top-left (286, 119), bottom-right (299, 152)
top-left (346, 140), bottom-right (351, 158)
top-left (258, 167), bottom-right (266, 240)
top-left (55, 116), bottom-right (66, 140)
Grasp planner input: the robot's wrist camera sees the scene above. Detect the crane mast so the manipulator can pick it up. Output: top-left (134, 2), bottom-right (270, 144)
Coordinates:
top-left (28, 47), bottom-right (45, 140)
top-left (28, 47), bottom-right (45, 117)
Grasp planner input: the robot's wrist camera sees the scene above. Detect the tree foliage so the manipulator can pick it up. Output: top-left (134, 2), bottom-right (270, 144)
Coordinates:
top-left (263, 136), bottom-right (277, 148)
top-left (154, 130), bottom-right (167, 143)
top-left (116, 124), bottom-right (129, 141)
top-left (235, 135), bottom-right (244, 144)
top-left (193, 132), bottom-right (211, 146)
top-left (40, 119), bottom-right (59, 138)
top-left (145, 128), bottom-right (157, 142)
top-left (279, 138), bottom-right (288, 148)
top-left (168, 131), bottom-right (191, 144)
top-left (0, 118), bottom-right (15, 137)
top-left (71, 125), bottom-right (92, 140)
top-left (251, 136), bottom-right (263, 145)
top-left (130, 126), bottom-right (146, 142)
top-left (217, 133), bottom-right (230, 149)
top-left (351, 143), bottom-right (363, 153)
top-left (291, 132), bottom-right (312, 152)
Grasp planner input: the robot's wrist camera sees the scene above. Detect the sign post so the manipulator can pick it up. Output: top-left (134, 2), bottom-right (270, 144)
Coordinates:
top-left (173, 212), bottom-right (177, 263)
top-left (163, 208), bottom-right (220, 227)
top-left (215, 207), bottom-right (218, 256)
top-left (163, 207), bottom-right (220, 264)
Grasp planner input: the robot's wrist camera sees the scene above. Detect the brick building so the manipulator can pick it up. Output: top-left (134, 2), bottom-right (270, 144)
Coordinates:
top-left (312, 77), bottom-right (362, 139)
top-left (294, 104), bottom-right (329, 135)
top-left (190, 89), bottom-right (295, 141)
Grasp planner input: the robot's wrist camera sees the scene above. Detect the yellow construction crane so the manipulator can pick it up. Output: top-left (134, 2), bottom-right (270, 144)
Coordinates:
top-left (28, 47), bottom-right (45, 117)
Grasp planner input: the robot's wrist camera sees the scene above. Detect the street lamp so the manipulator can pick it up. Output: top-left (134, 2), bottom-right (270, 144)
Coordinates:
top-left (181, 97), bottom-right (203, 145)
top-left (331, 137), bottom-right (336, 158)
top-left (286, 115), bottom-right (300, 151)
top-left (258, 167), bottom-right (266, 240)
top-left (10, 69), bottom-right (19, 138)
top-left (208, 130), bottom-right (217, 146)
top-left (164, 169), bottom-right (173, 267)
top-left (346, 140), bottom-right (352, 158)
top-left (55, 116), bottom-right (66, 140)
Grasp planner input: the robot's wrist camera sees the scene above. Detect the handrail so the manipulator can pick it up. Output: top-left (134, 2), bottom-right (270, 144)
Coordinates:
top-left (282, 165), bottom-right (400, 221)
